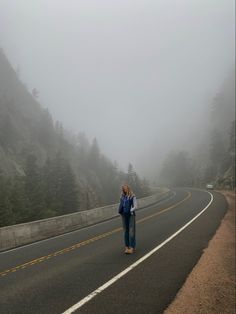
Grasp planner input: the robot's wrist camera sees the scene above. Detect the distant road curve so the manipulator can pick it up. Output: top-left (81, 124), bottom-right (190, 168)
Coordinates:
top-left (0, 188), bottom-right (227, 314)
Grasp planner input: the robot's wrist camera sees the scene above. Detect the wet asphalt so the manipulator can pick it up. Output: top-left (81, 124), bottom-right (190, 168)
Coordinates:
top-left (0, 188), bottom-right (227, 314)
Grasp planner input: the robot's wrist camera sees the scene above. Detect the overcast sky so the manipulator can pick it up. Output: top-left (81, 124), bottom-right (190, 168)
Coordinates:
top-left (0, 0), bottom-right (234, 176)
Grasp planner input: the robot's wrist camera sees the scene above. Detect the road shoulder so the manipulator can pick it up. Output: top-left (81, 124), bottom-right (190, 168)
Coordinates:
top-left (165, 191), bottom-right (235, 314)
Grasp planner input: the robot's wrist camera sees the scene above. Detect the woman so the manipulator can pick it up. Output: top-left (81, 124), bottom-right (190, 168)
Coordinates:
top-left (118, 184), bottom-right (137, 254)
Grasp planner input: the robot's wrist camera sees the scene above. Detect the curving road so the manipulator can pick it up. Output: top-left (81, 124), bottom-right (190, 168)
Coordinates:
top-left (0, 188), bottom-right (227, 314)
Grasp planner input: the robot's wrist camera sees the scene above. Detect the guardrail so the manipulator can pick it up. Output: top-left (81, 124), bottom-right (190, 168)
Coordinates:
top-left (0, 189), bottom-right (170, 252)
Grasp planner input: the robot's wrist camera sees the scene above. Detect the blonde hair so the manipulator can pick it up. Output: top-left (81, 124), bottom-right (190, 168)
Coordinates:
top-left (121, 184), bottom-right (134, 197)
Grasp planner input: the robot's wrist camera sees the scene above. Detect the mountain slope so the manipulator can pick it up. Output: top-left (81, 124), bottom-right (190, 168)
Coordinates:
top-left (0, 49), bottom-right (150, 227)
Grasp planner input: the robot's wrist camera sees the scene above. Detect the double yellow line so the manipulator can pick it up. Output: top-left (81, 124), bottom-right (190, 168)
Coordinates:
top-left (0, 191), bottom-right (191, 278)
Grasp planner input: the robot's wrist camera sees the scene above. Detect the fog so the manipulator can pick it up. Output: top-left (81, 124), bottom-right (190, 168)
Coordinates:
top-left (0, 0), bottom-right (234, 177)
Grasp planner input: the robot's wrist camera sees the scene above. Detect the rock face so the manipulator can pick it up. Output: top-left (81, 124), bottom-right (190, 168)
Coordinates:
top-left (0, 49), bottom-right (51, 175)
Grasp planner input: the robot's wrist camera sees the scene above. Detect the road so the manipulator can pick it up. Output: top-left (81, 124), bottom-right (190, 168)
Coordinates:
top-left (0, 188), bottom-right (227, 314)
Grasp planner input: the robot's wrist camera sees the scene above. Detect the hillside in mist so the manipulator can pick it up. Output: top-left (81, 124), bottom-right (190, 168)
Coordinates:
top-left (0, 50), bottom-right (150, 227)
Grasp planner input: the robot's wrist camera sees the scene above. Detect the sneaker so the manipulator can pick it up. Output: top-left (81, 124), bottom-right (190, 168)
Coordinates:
top-left (124, 247), bottom-right (129, 254)
top-left (127, 248), bottom-right (135, 254)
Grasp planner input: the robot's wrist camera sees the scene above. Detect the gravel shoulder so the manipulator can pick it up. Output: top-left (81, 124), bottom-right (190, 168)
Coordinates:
top-left (165, 191), bottom-right (235, 314)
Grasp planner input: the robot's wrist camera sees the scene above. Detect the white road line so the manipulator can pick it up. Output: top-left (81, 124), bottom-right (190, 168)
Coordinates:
top-left (0, 191), bottom-right (175, 255)
top-left (62, 191), bottom-right (213, 314)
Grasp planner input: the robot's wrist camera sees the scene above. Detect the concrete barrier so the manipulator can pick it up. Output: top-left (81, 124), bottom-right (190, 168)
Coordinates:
top-left (0, 189), bottom-right (170, 252)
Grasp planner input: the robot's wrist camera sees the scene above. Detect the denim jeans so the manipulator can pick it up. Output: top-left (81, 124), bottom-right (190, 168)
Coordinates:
top-left (122, 214), bottom-right (136, 248)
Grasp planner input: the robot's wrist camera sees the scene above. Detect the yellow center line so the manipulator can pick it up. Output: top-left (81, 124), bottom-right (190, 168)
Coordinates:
top-left (0, 191), bottom-right (191, 278)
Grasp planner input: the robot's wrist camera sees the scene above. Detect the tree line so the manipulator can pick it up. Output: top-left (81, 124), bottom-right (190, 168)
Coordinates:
top-left (0, 149), bottom-right (150, 228)
top-left (0, 153), bottom-right (78, 226)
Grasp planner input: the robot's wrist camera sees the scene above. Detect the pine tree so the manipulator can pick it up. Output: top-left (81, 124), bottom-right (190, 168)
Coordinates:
top-left (60, 163), bottom-right (79, 214)
top-left (126, 163), bottom-right (143, 197)
top-left (10, 176), bottom-right (30, 223)
top-left (44, 153), bottom-right (79, 215)
top-left (24, 154), bottom-right (45, 221)
top-left (210, 130), bottom-right (227, 176)
top-left (0, 177), bottom-right (14, 227)
top-left (43, 157), bottom-right (58, 216)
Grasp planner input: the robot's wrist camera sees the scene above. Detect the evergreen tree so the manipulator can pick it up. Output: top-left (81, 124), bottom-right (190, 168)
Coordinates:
top-left (126, 163), bottom-right (144, 197)
top-left (24, 154), bottom-right (45, 221)
top-left (209, 130), bottom-right (227, 176)
top-left (0, 177), bottom-right (14, 227)
top-left (60, 163), bottom-right (79, 214)
top-left (43, 157), bottom-right (59, 216)
top-left (10, 176), bottom-right (30, 223)
top-left (44, 153), bottom-right (79, 215)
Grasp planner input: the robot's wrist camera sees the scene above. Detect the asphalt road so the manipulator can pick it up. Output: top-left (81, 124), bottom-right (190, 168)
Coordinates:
top-left (0, 188), bottom-right (227, 314)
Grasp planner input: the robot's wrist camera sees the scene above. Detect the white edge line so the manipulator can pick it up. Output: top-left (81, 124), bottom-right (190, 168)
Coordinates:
top-left (0, 191), bottom-right (176, 255)
top-left (62, 191), bottom-right (213, 314)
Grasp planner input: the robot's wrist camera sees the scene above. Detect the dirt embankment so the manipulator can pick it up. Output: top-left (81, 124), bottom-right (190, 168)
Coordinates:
top-left (165, 191), bottom-right (235, 314)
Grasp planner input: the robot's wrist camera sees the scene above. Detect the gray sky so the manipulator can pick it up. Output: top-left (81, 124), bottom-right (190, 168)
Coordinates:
top-left (0, 0), bottom-right (235, 176)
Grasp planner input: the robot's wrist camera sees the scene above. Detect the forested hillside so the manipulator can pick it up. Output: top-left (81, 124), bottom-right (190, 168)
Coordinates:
top-left (159, 72), bottom-right (235, 189)
top-left (0, 50), bottom-right (150, 227)
top-left (204, 72), bottom-right (235, 188)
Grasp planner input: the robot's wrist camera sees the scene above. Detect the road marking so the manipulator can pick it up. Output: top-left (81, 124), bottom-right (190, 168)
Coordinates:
top-left (62, 191), bottom-right (213, 314)
top-left (0, 192), bottom-right (190, 278)
top-left (138, 191), bottom-right (190, 223)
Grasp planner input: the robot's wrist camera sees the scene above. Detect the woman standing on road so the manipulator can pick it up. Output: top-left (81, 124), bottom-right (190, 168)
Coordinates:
top-left (118, 184), bottom-right (137, 254)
